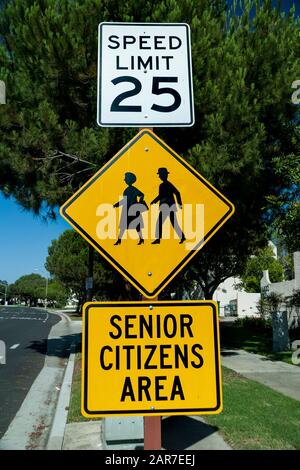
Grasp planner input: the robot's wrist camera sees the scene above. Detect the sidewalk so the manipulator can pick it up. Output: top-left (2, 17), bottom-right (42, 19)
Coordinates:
top-left (61, 416), bottom-right (231, 450)
top-left (56, 346), bottom-right (300, 451)
top-left (221, 348), bottom-right (300, 402)
top-left (37, 310), bottom-right (299, 451)
top-left (55, 316), bottom-right (231, 450)
top-left (0, 311), bottom-right (81, 450)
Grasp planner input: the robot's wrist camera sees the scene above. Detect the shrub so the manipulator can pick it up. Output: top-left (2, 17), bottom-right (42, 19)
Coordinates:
top-left (234, 316), bottom-right (272, 329)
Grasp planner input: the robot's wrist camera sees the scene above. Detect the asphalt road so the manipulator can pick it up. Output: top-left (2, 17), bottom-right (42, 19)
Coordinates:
top-left (0, 306), bottom-right (60, 439)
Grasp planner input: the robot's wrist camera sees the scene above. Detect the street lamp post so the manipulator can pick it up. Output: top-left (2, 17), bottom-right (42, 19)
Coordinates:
top-left (0, 282), bottom-right (8, 305)
top-left (45, 276), bottom-right (48, 309)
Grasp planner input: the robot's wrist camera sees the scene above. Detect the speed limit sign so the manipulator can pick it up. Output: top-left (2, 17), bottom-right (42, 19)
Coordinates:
top-left (97, 23), bottom-right (194, 127)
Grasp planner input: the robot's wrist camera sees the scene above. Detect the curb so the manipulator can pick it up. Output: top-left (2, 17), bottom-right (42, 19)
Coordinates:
top-left (0, 312), bottom-right (75, 450)
top-left (46, 344), bottom-right (76, 450)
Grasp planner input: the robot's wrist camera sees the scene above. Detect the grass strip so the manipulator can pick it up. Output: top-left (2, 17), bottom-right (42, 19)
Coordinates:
top-left (206, 367), bottom-right (300, 450)
top-left (67, 353), bottom-right (87, 423)
top-left (220, 322), bottom-right (300, 366)
top-left (67, 354), bottom-right (300, 449)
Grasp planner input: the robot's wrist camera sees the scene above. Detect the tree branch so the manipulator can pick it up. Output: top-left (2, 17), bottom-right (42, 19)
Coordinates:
top-left (32, 150), bottom-right (97, 168)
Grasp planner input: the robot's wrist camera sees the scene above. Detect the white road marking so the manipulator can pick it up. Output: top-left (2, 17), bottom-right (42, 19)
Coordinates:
top-left (10, 344), bottom-right (20, 349)
top-left (0, 316), bottom-right (48, 321)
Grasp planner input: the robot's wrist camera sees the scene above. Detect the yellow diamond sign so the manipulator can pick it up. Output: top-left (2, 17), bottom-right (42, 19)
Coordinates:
top-left (81, 301), bottom-right (222, 417)
top-left (60, 130), bottom-right (234, 298)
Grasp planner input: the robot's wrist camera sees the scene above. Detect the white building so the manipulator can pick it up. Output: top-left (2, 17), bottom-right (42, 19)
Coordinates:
top-left (213, 248), bottom-right (300, 321)
top-left (213, 276), bottom-right (260, 318)
top-left (261, 251), bottom-right (300, 298)
top-left (260, 251), bottom-right (300, 326)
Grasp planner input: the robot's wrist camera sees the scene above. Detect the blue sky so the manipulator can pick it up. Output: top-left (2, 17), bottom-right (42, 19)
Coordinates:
top-left (231, 0), bottom-right (300, 18)
top-left (0, 193), bottom-right (69, 283)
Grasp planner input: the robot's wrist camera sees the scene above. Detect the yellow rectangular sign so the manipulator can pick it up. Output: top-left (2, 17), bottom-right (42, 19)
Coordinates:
top-left (82, 301), bottom-right (222, 417)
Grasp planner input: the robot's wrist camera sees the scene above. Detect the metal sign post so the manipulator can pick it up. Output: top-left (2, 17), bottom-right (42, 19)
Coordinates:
top-left (144, 415), bottom-right (161, 450)
top-left (86, 246), bottom-right (94, 302)
top-left (142, 295), bottom-right (161, 450)
top-left (60, 22), bottom-right (230, 453)
top-left (140, 125), bottom-right (161, 450)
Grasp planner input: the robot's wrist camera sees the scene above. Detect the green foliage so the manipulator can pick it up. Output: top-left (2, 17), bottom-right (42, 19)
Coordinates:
top-left (0, 1), bottom-right (299, 297)
top-left (267, 153), bottom-right (300, 252)
top-left (46, 230), bottom-right (90, 301)
top-left (234, 316), bottom-right (272, 329)
top-left (288, 289), bottom-right (300, 308)
top-left (0, 279), bottom-right (8, 302)
top-left (206, 367), bottom-right (300, 449)
top-left (45, 229), bottom-right (138, 305)
top-left (67, 353), bottom-right (85, 423)
top-left (46, 279), bottom-right (68, 307)
top-left (256, 289), bottom-right (300, 327)
top-left (7, 273), bottom-right (67, 306)
top-left (257, 291), bottom-right (285, 319)
top-left (279, 251), bottom-right (294, 280)
top-left (239, 246), bottom-right (284, 293)
top-left (10, 273), bottom-right (47, 305)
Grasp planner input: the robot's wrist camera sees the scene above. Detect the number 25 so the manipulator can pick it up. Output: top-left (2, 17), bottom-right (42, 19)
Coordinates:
top-left (110, 76), bottom-right (181, 113)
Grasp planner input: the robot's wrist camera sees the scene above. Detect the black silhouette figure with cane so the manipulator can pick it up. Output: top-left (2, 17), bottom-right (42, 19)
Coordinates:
top-left (151, 168), bottom-right (186, 244)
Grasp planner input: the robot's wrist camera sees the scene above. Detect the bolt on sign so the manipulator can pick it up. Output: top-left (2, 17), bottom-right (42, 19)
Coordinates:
top-left (81, 301), bottom-right (222, 417)
top-left (97, 22), bottom-right (194, 127)
top-left (60, 130), bottom-right (234, 299)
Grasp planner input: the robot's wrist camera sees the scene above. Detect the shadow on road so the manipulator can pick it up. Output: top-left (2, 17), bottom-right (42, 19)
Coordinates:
top-left (221, 349), bottom-right (240, 357)
top-left (162, 415), bottom-right (219, 450)
top-left (26, 334), bottom-right (82, 358)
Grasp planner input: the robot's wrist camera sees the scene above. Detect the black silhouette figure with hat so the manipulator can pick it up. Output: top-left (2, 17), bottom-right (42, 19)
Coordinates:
top-left (151, 168), bottom-right (186, 244)
top-left (113, 172), bottom-right (147, 245)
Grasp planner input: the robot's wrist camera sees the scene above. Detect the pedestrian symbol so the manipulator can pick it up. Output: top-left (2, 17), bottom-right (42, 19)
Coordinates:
top-left (113, 172), bottom-right (147, 246)
top-left (151, 167), bottom-right (185, 245)
top-left (60, 130), bottom-right (234, 298)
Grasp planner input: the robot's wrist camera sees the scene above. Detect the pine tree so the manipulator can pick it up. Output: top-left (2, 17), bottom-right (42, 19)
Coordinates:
top-left (0, 0), bottom-right (299, 297)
